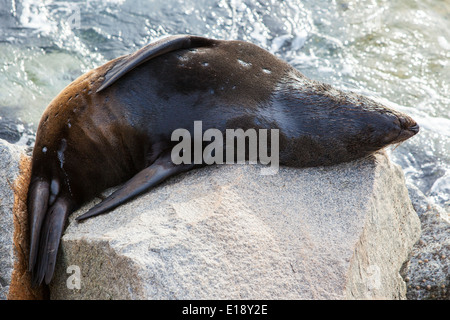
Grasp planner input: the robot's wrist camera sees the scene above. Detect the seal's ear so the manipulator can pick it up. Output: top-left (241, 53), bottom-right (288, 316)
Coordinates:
top-left (97, 35), bottom-right (216, 93)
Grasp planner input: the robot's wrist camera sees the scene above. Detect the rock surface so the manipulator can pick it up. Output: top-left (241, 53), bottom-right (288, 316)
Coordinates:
top-left (0, 139), bottom-right (22, 299)
top-left (49, 151), bottom-right (421, 300)
top-left (402, 184), bottom-right (449, 300)
top-left (0, 139), bottom-right (46, 300)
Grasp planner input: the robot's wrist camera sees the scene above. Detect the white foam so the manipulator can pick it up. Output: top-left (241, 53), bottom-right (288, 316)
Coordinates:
top-left (340, 64), bottom-right (354, 76)
top-left (430, 175), bottom-right (450, 193)
top-left (250, 22), bottom-right (267, 47)
top-left (270, 34), bottom-right (291, 53)
top-left (437, 36), bottom-right (450, 50)
top-left (291, 30), bottom-right (308, 51)
top-left (418, 115), bottom-right (450, 137)
top-left (16, 123), bottom-right (25, 133)
top-left (19, 0), bottom-right (58, 35)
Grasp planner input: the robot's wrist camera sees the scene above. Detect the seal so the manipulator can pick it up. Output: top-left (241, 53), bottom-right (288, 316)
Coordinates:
top-left (27, 35), bottom-right (419, 285)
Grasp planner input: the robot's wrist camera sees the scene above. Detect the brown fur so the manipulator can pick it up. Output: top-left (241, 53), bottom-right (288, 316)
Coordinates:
top-left (8, 155), bottom-right (47, 299)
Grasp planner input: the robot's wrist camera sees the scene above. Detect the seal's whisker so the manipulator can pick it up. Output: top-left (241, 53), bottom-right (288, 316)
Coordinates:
top-left (392, 142), bottom-right (403, 151)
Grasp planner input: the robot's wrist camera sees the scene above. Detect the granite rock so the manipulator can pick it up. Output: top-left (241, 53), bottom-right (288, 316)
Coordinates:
top-left (0, 139), bottom-right (23, 299)
top-left (49, 151), bottom-right (421, 299)
top-left (402, 183), bottom-right (449, 300)
top-left (0, 139), bottom-right (45, 300)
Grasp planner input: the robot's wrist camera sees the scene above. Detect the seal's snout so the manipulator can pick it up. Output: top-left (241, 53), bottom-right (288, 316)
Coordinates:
top-left (394, 115), bottom-right (420, 143)
top-left (404, 121), bottom-right (420, 134)
top-left (399, 116), bottom-right (419, 132)
top-left (407, 123), bottom-right (420, 134)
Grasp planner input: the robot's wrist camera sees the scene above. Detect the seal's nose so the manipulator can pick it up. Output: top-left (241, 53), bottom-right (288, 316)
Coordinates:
top-left (399, 116), bottom-right (420, 135)
top-left (393, 116), bottom-right (419, 143)
top-left (408, 123), bottom-right (420, 134)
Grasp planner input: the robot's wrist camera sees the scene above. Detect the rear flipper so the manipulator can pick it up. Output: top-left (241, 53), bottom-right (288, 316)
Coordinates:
top-left (29, 193), bottom-right (72, 286)
top-left (28, 179), bottom-right (50, 273)
top-left (76, 152), bottom-right (196, 221)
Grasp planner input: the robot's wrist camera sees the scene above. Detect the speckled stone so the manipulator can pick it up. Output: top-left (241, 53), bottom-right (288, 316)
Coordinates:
top-left (49, 151), bottom-right (421, 300)
top-left (402, 183), bottom-right (449, 300)
top-left (0, 139), bottom-right (24, 299)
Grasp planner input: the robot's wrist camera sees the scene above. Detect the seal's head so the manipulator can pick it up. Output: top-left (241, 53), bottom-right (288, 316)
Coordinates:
top-left (379, 112), bottom-right (420, 145)
top-left (275, 72), bottom-right (419, 166)
top-left (335, 93), bottom-right (420, 151)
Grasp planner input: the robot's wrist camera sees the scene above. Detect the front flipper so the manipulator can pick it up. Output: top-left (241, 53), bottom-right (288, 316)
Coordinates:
top-left (96, 35), bottom-right (216, 93)
top-left (76, 153), bottom-right (195, 221)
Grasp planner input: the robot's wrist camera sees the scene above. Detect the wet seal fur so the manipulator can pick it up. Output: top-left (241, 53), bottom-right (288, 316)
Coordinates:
top-left (27, 35), bottom-right (419, 286)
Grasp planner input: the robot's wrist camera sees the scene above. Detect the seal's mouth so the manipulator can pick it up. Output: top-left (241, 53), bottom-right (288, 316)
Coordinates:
top-left (394, 116), bottom-right (420, 143)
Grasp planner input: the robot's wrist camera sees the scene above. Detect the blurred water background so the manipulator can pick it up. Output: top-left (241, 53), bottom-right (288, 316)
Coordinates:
top-left (0, 0), bottom-right (448, 214)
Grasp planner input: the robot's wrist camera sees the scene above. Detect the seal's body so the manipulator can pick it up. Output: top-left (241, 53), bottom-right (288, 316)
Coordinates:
top-left (28, 35), bottom-right (419, 285)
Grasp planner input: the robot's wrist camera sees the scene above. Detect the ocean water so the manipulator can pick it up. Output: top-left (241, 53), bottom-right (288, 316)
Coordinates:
top-left (0, 0), bottom-right (448, 213)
